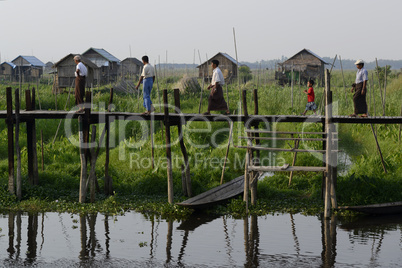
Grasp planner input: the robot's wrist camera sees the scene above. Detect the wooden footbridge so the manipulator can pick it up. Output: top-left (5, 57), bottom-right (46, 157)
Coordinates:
top-left (2, 70), bottom-right (402, 217)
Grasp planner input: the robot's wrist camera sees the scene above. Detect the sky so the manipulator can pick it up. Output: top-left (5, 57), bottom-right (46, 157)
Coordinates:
top-left (1, 0), bottom-right (402, 64)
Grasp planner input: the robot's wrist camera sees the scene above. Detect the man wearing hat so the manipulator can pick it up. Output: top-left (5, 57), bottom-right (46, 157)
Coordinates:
top-left (350, 59), bottom-right (368, 117)
top-left (74, 55), bottom-right (87, 112)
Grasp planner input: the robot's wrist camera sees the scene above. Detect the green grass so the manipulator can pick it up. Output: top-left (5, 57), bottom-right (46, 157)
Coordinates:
top-left (0, 69), bottom-right (401, 218)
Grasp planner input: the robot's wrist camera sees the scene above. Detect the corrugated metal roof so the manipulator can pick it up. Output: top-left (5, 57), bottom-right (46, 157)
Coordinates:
top-left (122, 57), bottom-right (143, 66)
top-left (287, 49), bottom-right (328, 65)
top-left (12, 55), bottom-right (45, 67)
top-left (83, 48), bottom-right (120, 63)
top-left (1, 62), bottom-right (17, 68)
top-left (197, 52), bottom-right (238, 68)
top-left (53, 53), bottom-right (98, 69)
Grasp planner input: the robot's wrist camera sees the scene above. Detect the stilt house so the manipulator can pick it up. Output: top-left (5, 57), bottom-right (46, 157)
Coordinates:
top-left (52, 54), bottom-right (98, 92)
top-left (11, 55), bottom-right (45, 82)
top-left (121, 57), bottom-right (143, 79)
top-left (275, 49), bottom-right (328, 86)
top-left (82, 48), bottom-right (120, 84)
top-left (197, 52), bottom-right (239, 82)
top-left (0, 62), bottom-right (17, 81)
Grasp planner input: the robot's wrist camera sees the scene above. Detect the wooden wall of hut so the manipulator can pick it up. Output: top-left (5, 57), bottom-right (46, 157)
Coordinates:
top-left (198, 54), bottom-right (238, 82)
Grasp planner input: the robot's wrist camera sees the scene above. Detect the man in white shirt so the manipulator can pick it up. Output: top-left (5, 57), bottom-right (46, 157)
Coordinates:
top-left (350, 59), bottom-right (368, 117)
top-left (136, 55), bottom-right (155, 115)
top-left (204, 60), bottom-right (229, 115)
top-left (74, 55), bottom-right (87, 112)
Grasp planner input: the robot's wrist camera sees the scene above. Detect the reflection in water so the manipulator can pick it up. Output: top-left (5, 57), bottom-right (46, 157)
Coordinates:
top-left (321, 214), bottom-right (337, 268)
top-left (26, 212), bottom-right (38, 263)
top-left (2, 212), bottom-right (402, 267)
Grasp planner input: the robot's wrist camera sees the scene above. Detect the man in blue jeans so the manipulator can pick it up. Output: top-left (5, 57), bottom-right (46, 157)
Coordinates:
top-left (136, 55), bottom-right (155, 115)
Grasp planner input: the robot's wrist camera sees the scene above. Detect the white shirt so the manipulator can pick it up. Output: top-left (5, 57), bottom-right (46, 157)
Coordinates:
top-left (355, 67), bottom-right (368, 84)
top-left (141, 63), bottom-right (155, 78)
top-left (75, 62), bottom-right (88, 77)
top-left (211, 67), bottom-right (225, 85)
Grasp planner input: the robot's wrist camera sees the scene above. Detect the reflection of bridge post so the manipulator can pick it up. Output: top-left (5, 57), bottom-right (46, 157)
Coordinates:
top-left (165, 220), bottom-right (173, 264)
top-left (16, 212), bottom-right (22, 259)
top-left (79, 215), bottom-right (88, 260)
top-left (7, 212), bottom-right (15, 258)
top-left (321, 215), bottom-right (337, 267)
top-left (245, 215), bottom-right (259, 267)
top-left (104, 215), bottom-right (110, 258)
top-left (26, 212), bottom-right (38, 262)
top-left (88, 214), bottom-right (97, 257)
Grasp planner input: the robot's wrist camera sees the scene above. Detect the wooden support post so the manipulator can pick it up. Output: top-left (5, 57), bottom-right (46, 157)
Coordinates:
top-left (242, 89), bottom-right (249, 211)
top-left (6, 87), bottom-right (14, 194)
top-left (399, 102), bottom-right (402, 143)
top-left (105, 88), bottom-right (113, 195)
top-left (26, 89), bottom-right (39, 185)
top-left (324, 69), bottom-right (337, 218)
top-left (89, 125), bottom-right (97, 203)
top-left (321, 119), bottom-right (326, 200)
top-left (78, 115), bottom-right (87, 203)
top-left (163, 89), bottom-right (174, 204)
top-left (25, 90), bottom-right (34, 185)
top-left (288, 135), bottom-right (299, 186)
top-left (174, 89), bottom-right (191, 197)
top-left (15, 89), bottom-right (22, 200)
top-left (41, 130), bottom-right (44, 171)
top-left (250, 89), bottom-right (259, 205)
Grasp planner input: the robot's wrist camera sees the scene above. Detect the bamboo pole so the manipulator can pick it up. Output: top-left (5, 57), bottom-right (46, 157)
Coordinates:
top-left (220, 122), bottom-right (233, 185)
top-left (163, 89), bottom-right (174, 204)
top-left (174, 89), bottom-right (191, 197)
top-left (36, 77), bottom-right (42, 110)
top-left (399, 102), bottom-right (402, 143)
top-left (288, 135), bottom-right (299, 186)
top-left (383, 65), bottom-right (387, 115)
top-left (375, 58), bottom-right (385, 115)
top-left (197, 50), bottom-right (205, 114)
top-left (233, 27), bottom-right (241, 115)
top-left (324, 69), bottom-right (334, 218)
top-left (339, 56), bottom-right (347, 105)
top-left (329, 55), bottom-right (337, 74)
top-left (291, 63), bottom-right (294, 109)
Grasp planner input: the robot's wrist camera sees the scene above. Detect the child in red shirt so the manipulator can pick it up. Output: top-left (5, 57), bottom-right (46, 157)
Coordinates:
top-left (301, 79), bottom-right (317, 116)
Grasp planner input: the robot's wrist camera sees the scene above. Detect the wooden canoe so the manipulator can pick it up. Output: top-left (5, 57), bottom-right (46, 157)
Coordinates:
top-left (338, 201), bottom-right (402, 215)
top-left (176, 175), bottom-right (244, 209)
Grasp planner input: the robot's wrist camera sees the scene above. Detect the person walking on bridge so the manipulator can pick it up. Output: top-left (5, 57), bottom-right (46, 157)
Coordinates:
top-left (203, 60), bottom-right (230, 115)
top-left (136, 55), bottom-right (155, 115)
top-left (350, 59), bottom-right (368, 117)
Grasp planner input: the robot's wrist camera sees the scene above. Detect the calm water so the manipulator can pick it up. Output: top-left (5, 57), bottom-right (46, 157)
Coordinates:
top-left (0, 211), bottom-right (401, 267)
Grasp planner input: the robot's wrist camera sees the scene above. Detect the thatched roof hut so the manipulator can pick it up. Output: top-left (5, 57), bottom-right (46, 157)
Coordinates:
top-left (197, 52), bottom-right (239, 82)
top-left (275, 49), bottom-right (328, 86)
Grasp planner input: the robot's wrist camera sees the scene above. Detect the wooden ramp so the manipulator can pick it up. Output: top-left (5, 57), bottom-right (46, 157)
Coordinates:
top-left (338, 201), bottom-right (402, 215)
top-left (176, 175), bottom-right (244, 209)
